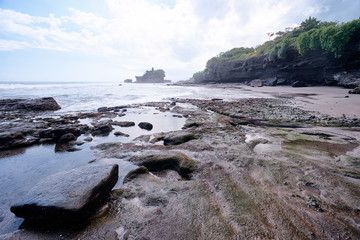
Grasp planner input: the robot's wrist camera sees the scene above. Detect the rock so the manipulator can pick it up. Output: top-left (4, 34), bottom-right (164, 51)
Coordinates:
top-left (138, 122), bottom-right (153, 130)
top-left (97, 107), bottom-right (108, 112)
top-left (39, 126), bottom-right (81, 141)
top-left (10, 164), bottom-right (119, 226)
top-left (58, 133), bottom-right (77, 143)
top-left (349, 87), bottom-right (360, 94)
top-left (292, 81), bottom-right (306, 87)
top-left (123, 166), bottom-right (149, 183)
top-left (0, 132), bottom-right (40, 150)
top-left (84, 137), bottom-right (93, 142)
top-left (0, 131), bottom-right (24, 146)
top-left (112, 121), bottom-right (135, 127)
top-left (182, 122), bottom-right (200, 129)
top-left (130, 151), bottom-right (196, 178)
top-left (55, 143), bottom-right (81, 152)
top-left (91, 123), bottom-right (114, 136)
top-left (250, 79), bottom-right (263, 87)
top-left (114, 131), bottom-right (130, 137)
top-left (163, 131), bottom-right (196, 145)
top-left (133, 135), bottom-right (151, 142)
top-left (0, 97), bottom-right (61, 111)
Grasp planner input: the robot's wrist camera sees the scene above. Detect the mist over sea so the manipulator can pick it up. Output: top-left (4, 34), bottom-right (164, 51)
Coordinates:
top-left (0, 82), bottom-right (263, 112)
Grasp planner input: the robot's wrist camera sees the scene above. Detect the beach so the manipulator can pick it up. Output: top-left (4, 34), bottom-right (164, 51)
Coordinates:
top-left (0, 83), bottom-right (359, 239)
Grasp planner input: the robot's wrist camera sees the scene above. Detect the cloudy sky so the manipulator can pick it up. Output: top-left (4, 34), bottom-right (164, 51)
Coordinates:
top-left (0, 0), bottom-right (359, 82)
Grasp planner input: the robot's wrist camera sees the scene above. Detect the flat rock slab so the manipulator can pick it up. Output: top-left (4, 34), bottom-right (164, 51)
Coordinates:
top-left (0, 97), bottom-right (61, 111)
top-left (11, 164), bottom-right (118, 226)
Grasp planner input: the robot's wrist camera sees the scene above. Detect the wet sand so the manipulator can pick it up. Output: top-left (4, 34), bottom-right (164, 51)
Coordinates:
top-left (241, 86), bottom-right (360, 118)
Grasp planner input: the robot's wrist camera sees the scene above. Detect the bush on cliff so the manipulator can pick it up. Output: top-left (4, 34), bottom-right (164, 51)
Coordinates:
top-left (297, 19), bottom-right (360, 58)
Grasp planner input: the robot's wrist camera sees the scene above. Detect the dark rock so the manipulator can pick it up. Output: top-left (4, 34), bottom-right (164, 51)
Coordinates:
top-left (349, 87), bottom-right (360, 94)
top-left (130, 151), bottom-right (196, 178)
top-left (292, 81), bottom-right (306, 87)
top-left (91, 123), bottom-right (114, 136)
top-left (0, 131), bottom-right (24, 146)
top-left (182, 122), bottom-right (200, 129)
top-left (58, 133), bottom-right (77, 143)
top-left (10, 164), bottom-right (119, 226)
top-left (0, 132), bottom-right (40, 150)
top-left (112, 121), bottom-right (135, 127)
top-left (39, 126), bottom-right (81, 141)
top-left (211, 98), bottom-right (223, 101)
top-left (0, 97), bottom-right (61, 111)
top-left (163, 131), bottom-right (196, 145)
top-left (114, 131), bottom-right (130, 137)
top-left (97, 107), bottom-right (108, 112)
top-left (84, 137), bottom-right (93, 142)
top-left (138, 122), bottom-right (153, 130)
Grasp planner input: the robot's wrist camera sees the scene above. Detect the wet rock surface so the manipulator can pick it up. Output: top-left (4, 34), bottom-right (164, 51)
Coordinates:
top-left (10, 164), bottom-right (118, 226)
top-left (0, 97), bottom-right (61, 111)
top-left (2, 94), bottom-right (360, 239)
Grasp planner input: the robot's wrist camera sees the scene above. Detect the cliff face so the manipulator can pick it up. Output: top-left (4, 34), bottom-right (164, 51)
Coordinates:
top-left (198, 30), bottom-right (360, 88)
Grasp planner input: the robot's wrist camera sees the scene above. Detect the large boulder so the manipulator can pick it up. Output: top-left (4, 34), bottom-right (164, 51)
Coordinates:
top-left (10, 164), bottom-right (119, 226)
top-left (163, 131), bottom-right (196, 145)
top-left (0, 97), bottom-right (61, 111)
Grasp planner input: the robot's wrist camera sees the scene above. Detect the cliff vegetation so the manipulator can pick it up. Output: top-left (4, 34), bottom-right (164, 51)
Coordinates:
top-left (193, 17), bottom-right (360, 88)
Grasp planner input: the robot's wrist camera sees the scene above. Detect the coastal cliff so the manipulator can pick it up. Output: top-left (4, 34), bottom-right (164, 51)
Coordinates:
top-left (192, 18), bottom-right (360, 88)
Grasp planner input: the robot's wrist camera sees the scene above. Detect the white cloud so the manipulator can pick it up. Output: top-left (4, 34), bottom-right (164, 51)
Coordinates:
top-left (0, 0), bottom-right (357, 80)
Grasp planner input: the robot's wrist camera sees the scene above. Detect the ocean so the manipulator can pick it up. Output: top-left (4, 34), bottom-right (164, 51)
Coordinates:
top-left (0, 82), bottom-right (264, 113)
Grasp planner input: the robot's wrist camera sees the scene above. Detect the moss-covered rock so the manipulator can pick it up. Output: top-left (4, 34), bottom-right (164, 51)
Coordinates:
top-left (131, 151), bottom-right (197, 178)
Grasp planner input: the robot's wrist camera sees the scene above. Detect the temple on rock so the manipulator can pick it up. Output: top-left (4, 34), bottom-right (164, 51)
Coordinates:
top-left (135, 68), bottom-right (169, 83)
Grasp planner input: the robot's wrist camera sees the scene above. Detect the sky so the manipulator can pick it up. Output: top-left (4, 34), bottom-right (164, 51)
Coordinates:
top-left (0, 0), bottom-right (359, 83)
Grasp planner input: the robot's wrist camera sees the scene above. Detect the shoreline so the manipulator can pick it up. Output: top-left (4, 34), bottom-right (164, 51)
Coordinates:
top-left (1, 85), bottom-right (360, 239)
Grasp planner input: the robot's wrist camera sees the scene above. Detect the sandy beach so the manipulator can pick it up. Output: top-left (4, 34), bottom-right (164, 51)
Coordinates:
top-left (242, 85), bottom-right (360, 118)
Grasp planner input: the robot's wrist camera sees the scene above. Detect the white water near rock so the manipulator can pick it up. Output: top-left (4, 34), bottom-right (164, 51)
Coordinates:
top-left (0, 82), bottom-right (265, 113)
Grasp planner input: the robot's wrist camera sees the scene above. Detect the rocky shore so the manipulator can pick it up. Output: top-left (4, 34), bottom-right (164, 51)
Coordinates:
top-left (1, 91), bottom-right (360, 239)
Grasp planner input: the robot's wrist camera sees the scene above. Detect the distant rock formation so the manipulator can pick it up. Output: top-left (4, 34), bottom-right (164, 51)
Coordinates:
top-left (135, 68), bottom-right (168, 83)
top-left (124, 79), bottom-right (133, 83)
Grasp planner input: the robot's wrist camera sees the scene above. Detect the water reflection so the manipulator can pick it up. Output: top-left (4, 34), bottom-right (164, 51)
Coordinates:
top-left (0, 107), bottom-right (186, 235)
